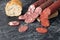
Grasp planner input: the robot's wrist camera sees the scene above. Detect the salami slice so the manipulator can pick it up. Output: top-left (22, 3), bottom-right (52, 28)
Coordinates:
top-left (18, 25), bottom-right (28, 32)
top-left (18, 15), bottom-right (25, 20)
top-left (36, 27), bottom-right (48, 34)
top-left (8, 21), bottom-right (20, 26)
top-left (33, 0), bottom-right (55, 18)
top-left (25, 15), bottom-right (35, 23)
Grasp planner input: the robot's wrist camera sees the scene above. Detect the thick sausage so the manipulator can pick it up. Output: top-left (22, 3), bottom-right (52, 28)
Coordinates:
top-left (31, 0), bottom-right (55, 19)
top-left (25, 0), bottom-right (55, 23)
top-left (39, 0), bottom-right (55, 11)
top-left (28, 0), bottom-right (47, 13)
top-left (27, 0), bottom-right (47, 18)
top-left (40, 0), bottom-right (60, 27)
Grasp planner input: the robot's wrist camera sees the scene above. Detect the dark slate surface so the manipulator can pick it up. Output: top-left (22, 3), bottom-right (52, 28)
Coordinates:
top-left (0, 0), bottom-right (60, 40)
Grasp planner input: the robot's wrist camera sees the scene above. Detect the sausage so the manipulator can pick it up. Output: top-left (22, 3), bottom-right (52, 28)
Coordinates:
top-left (25, 0), bottom-right (47, 20)
top-left (35, 0), bottom-right (55, 15)
top-left (24, 0), bottom-right (55, 23)
top-left (18, 12), bottom-right (29, 20)
top-left (37, 11), bottom-right (58, 22)
top-left (40, 0), bottom-right (60, 27)
top-left (28, 0), bottom-right (47, 12)
top-left (27, 0), bottom-right (47, 18)
top-left (36, 27), bottom-right (48, 34)
top-left (31, 0), bottom-right (55, 19)
top-left (32, 0), bottom-right (47, 7)
top-left (48, 0), bottom-right (60, 14)
top-left (20, 0), bottom-right (47, 23)
top-left (18, 25), bottom-right (28, 32)
top-left (8, 21), bottom-right (20, 26)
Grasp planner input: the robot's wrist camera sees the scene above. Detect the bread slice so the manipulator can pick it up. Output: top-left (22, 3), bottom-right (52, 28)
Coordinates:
top-left (5, 0), bottom-right (22, 17)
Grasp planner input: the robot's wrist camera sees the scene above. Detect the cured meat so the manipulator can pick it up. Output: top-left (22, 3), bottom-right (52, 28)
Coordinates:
top-left (18, 0), bottom-right (47, 22)
top-left (28, 0), bottom-right (47, 13)
top-left (39, 0), bottom-right (55, 11)
top-left (8, 21), bottom-right (20, 26)
top-left (18, 25), bottom-right (28, 32)
top-left (25, 0), bottom-right (55, 23)
top-left (35, 0), bottom-right (55, 15)
top-left (33, 0), bottom-right (55, 18)
top-left (40, 0), bottom-right (60, 27)
top-left (36, 27), bottom-right (48, 34)
top-left (25, 0), bottom-right (47, 19)
top-left (37, 11), bottom-right (58, 22)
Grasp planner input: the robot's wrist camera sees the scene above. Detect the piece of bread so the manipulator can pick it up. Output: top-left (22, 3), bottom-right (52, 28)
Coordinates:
top-left (5, 0), bottom-right (22, 17)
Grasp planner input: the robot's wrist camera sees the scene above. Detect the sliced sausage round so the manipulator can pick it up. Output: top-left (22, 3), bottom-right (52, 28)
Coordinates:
top-left (8, 21), bottom-right (20, 26)
top-left (36, 27), bottom-right (48, 34)
top-left (18, 25), bottom-right (28, 32)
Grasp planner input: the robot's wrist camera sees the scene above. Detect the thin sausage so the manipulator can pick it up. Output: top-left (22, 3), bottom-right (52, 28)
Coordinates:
top-left (19, 0), bottom-right (47, 23)
top-left (32, 0), bottom-right (55, 19)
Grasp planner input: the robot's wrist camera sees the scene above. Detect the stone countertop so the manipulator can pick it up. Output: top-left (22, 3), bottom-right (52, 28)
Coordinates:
top-left (0, 0), bottom-right (60, 40)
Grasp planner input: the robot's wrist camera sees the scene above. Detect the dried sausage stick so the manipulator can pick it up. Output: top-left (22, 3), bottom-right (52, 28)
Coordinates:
top-left (28, 0), bottom-right (47, 13)
top-left (24, 0), bottom-right (55, 23)
top-left (33, 0), bottom-right (55, 18)
top-left (40, 0), bottom-right (60, 27)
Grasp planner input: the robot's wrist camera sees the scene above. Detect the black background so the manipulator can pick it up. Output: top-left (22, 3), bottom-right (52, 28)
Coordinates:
top-left (0, 0), bottom-right (60, 40)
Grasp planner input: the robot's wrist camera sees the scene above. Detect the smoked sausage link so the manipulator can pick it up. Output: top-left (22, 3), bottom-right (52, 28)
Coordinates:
top-left (40, 0), bottom-right (60, 27)
top-left (28, 0), bottom-right (47, 12)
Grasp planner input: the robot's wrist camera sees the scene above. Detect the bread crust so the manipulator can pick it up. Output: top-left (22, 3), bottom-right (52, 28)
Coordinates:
top-left (5, 0), bottom-right (22, 17)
